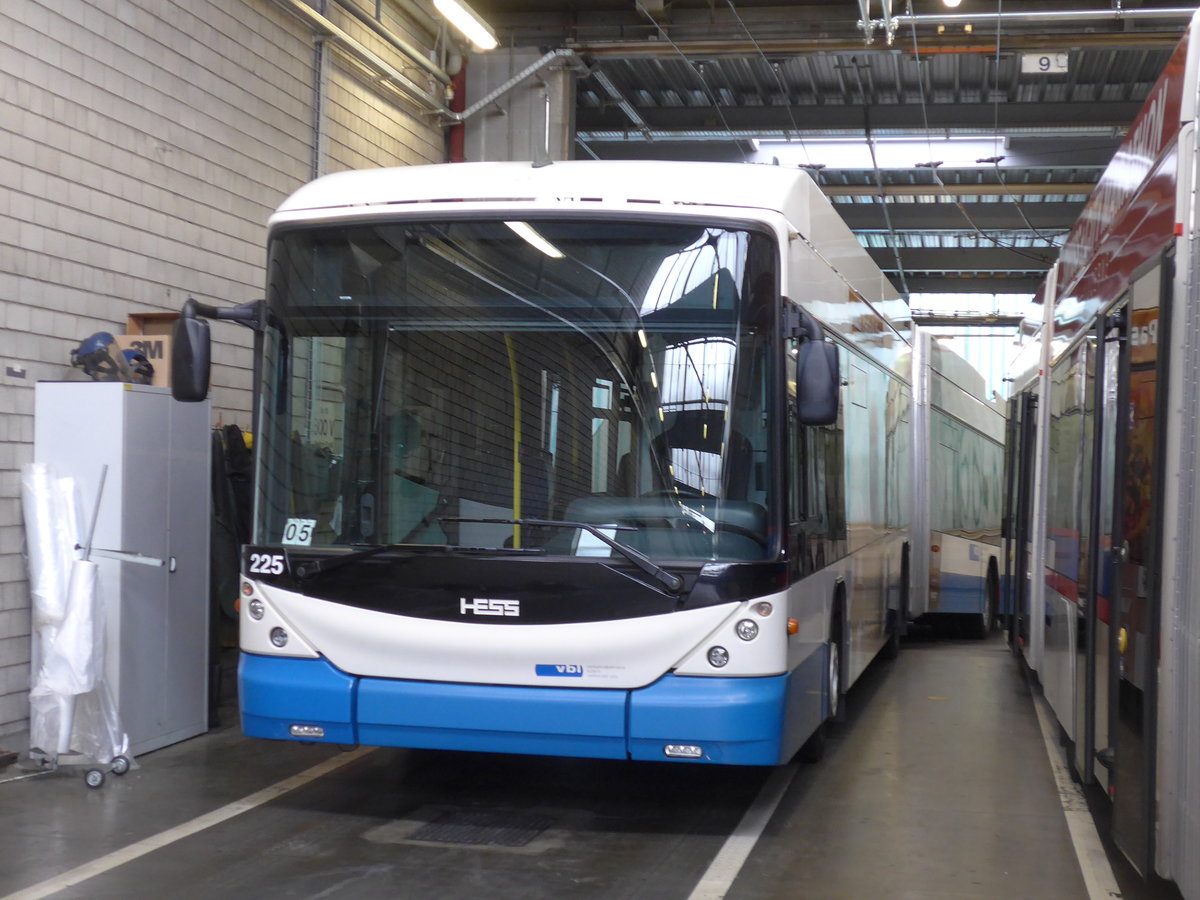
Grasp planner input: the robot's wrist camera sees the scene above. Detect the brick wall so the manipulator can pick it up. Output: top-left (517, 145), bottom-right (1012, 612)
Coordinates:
top-left (0, 0), bottom-right (444, 739)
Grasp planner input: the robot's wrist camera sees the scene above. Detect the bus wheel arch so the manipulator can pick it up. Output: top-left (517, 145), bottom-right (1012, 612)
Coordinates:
top-left (797, 582), bottom-right (847, 764)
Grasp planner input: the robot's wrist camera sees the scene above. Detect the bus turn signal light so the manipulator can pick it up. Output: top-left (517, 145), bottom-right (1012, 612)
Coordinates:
top-left (787, 618), bottom-right (799, 635)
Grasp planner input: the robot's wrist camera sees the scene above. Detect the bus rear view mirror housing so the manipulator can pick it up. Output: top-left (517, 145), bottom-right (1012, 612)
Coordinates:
top-left (170, 298), bottom-right (265, 402)
top-left (796, 339), bottom-right (839, 426)
top-left (172, 315), bottom-right (211, 402)
top-left (787, 301), bottom-right (839, 426)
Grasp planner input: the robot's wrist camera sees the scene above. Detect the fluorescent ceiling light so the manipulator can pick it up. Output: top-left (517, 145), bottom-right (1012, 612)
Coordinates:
top-left (506, 221), bottom-right (564, 258)
top-left (434, 0), bottom-right (498, 51)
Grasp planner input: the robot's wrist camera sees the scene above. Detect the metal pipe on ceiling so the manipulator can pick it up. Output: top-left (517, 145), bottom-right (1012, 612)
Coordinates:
top-left (332, 0), bottom-right (451, 85)
top-left (272, 5), bottom-right (599, 131)
top-left (272, 0), bottom-right (449, 112)
top-left (872, 6), bottom-right (1200, 44)
top-left (450, 48), bottom-right (590, 122)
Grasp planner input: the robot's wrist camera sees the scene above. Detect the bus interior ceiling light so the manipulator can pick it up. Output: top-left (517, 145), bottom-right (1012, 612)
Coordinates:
top-left (506, 221), bottom-right (564, 258)
top-left (434, 0), bottom-right (498, 50)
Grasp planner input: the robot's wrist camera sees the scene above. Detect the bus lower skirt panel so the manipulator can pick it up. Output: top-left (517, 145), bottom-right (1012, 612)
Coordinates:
top-left (239, 650), bottom-right (826, 766)
top-left (931, 572), bottom-right (988, 615)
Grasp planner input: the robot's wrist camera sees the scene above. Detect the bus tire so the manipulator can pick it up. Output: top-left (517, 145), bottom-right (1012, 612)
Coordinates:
top-left (970, 561), bottom-right (999, 640)
top-left (799, 605), bottom-right (845, 763)
top-left (829, 592), bottom-right (846, 724)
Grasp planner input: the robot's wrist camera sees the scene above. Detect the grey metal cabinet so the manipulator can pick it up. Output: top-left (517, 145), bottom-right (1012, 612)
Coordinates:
top-left (34, 382), bottom-right (211, 756)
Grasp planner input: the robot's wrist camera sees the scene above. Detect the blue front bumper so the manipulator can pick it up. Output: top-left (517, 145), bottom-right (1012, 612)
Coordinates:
top-left (240, 651), bottom-right (824, 766)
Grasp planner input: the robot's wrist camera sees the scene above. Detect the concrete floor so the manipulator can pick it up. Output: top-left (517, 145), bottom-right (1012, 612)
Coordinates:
top-left (0, 634), bottom-right (1179, 900)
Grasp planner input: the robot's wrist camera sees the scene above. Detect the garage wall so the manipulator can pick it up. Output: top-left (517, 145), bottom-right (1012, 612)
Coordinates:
top-left (0, 0), bottom-right (445, 740)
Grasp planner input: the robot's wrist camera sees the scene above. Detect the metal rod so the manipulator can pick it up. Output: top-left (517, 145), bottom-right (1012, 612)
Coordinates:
top-left (83, 464), bottom-right (108, 561)
top-left (452, 48), bottom-right (586, 122)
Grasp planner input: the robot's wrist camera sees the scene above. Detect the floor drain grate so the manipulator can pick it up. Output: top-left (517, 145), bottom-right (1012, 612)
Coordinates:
top-left (408, 810), bottom-right (555, 848)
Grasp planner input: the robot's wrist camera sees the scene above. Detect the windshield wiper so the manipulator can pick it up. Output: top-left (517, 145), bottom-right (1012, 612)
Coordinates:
top-left (441, 517), bottom-right (684, 594)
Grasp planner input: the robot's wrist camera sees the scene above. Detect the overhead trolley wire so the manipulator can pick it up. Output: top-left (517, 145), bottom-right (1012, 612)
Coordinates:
top-left (846, 55), bottom-right (913, 298)
top-left (981, 0), bottom-right (1065, 250)
top-left (723, 0), bottom-right (811, 162)
top-left (902, 0), bottom-right (1058, 268)
top-left (636, 5), bottom-right (741, 144)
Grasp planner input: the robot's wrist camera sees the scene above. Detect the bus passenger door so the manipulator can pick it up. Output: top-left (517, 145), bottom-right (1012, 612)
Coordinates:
top-left (1004, 390), bottom-right (1037, 654)
top-left (1102, 265), bottom-right (1167, 876)
top-left (1087, 306), bottom-right (1126, 794)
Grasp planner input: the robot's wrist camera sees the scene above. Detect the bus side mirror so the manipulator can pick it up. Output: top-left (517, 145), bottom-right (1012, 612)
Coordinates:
top-left (796, 340), bottom-right (839, 426)
top-left (171, 316), bottom-right (212, 402)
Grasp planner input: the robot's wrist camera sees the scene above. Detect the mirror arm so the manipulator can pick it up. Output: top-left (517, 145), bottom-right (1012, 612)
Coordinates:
top-left (782, 297), bottom-right (825, 343)
top-left (182, 297), bottom-right (266, 331)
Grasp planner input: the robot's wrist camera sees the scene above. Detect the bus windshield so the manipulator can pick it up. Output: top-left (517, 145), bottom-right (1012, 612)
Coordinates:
top-left (256, 217), bottom-right (778, 562)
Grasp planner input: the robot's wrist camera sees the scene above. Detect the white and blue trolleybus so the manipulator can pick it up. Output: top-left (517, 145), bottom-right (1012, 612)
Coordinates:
top-left (173, 161), bottom-right (917, 765)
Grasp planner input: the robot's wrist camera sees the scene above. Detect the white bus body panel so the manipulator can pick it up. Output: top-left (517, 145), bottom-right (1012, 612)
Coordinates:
top-left (245, 581), bottom-right (794, 689)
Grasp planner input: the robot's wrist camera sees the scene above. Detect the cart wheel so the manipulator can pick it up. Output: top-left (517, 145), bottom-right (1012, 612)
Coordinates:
top-left (110, 756), bottom-right (130, 776)
top-left (84, 769), bottom-right (106, 789)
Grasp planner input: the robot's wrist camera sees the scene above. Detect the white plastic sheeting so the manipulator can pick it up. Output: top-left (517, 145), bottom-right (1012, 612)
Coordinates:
top-left (21, 462), bottom-right (130, 766)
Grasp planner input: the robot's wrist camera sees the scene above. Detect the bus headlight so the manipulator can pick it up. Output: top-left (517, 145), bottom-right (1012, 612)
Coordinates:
top-left (270, 627), bottom-right (289, 648)
top-left (735, 619), bottom-right (759, 641)
top-left (707, 646), bottom-right (729, 667)
top-left (248, 599), bottom-right (265, 620)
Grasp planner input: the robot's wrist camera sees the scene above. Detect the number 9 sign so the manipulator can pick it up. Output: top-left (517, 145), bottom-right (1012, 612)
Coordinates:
top-left (1022, 52), bottom-right (1068, 74)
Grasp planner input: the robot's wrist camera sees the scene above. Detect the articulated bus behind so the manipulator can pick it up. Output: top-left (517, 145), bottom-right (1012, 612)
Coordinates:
top-left (908, 330), bottom-right (1005, 639)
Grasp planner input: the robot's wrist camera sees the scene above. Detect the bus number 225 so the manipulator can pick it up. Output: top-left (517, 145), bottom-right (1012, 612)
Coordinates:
top-left (249, 553), bottom-right (286, 575)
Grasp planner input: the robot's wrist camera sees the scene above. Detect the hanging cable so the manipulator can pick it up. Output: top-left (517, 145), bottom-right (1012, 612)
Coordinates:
top-left (637, 6), bottom-right (740, 142)
top-left (981, 0), bottom-right (1062, 249)
top-left (903, 1), bottom-right (1056, 266)
top-left (724, 0), bottom-right (812, 165)
top-left (985, 158), bottom-right (1066, 248)
top-left (849, 56), bottom-right (912, 298)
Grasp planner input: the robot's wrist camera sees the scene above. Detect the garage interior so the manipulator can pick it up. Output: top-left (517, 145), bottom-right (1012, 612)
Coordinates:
top-left (1, 2), bottom-right (1197, 899)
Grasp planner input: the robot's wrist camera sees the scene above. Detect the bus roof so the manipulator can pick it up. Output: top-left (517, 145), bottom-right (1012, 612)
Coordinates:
top-left (277, 160), bottom-right (828, 224)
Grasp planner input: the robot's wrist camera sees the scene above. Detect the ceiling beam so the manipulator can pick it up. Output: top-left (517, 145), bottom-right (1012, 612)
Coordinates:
top-left (870, 247), bottom-right (1056, 270)
top-left (824, 182), bottom-right (1093, 198)
top-left (897, 274), bottom-right (1045, 293)
top-left (835, 201), bottom-right (1085, 230)
top-left (564, 31), bottom-right (1185, 57)
top-left (912, 313), bottom-right (1026, 326)
top-left (576, 101), bottom-right (1144, 133)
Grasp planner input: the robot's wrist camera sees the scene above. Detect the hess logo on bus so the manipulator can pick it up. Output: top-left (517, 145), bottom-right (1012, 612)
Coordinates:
top-left (460, 597), bottom-right (521, 617)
